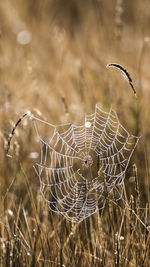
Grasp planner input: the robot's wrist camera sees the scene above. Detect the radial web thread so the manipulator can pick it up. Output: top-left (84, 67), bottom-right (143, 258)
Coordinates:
top-left (32, 105), bottom-right (139, 223)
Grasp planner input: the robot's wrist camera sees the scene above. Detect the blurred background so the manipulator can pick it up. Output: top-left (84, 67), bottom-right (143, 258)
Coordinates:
top-left (0, 0), bottom-right (150, 265)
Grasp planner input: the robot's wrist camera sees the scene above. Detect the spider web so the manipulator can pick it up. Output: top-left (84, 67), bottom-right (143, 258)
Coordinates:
top-left (32, 105), bottom-right (139, 223)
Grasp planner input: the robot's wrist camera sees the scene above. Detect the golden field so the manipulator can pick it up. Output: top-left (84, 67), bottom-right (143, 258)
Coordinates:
top-left (0, 0), bottom-right (150, 266)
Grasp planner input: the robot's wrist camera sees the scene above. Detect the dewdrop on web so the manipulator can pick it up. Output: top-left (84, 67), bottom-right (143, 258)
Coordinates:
top-left (85, 121), bottom-right (91, 128)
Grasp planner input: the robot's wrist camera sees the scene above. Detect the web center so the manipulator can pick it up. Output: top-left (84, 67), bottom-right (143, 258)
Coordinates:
top-left (82, 155), bottom-right (93, 169)
top-left (73, 150), bottom-right (100, 181)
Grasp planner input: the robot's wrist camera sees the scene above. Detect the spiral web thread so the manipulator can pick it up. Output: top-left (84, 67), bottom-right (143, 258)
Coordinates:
top-left (32, 105), bottom-right (139, 223)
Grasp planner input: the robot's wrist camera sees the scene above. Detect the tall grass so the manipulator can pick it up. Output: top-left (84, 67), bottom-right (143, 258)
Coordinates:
top-left (0, 0), bottom-right (150, 266)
